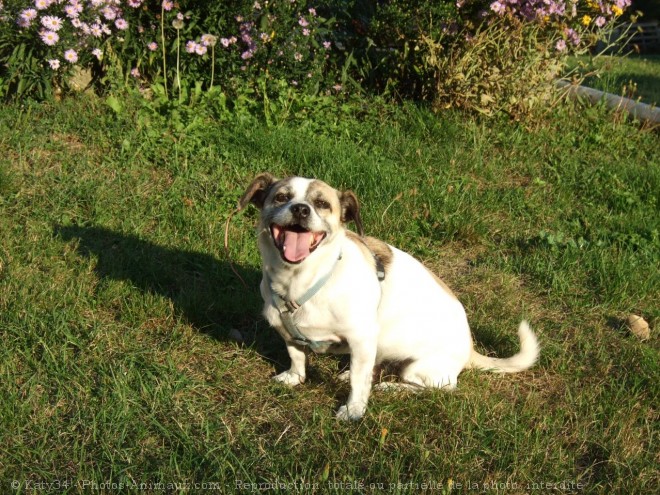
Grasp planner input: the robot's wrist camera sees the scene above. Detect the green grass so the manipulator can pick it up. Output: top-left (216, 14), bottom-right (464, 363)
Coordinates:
top-left (571, 54), bottom-right (660, 106)
top-left (0, 94), bottom-right (658, 493)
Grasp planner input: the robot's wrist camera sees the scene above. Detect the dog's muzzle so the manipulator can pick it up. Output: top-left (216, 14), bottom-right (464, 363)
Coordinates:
top-left (271, 222), bottom-right (326, 264)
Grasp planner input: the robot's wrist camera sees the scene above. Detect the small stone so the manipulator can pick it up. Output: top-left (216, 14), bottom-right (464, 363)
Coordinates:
top-left (626, 314), bottom-right (650, 340)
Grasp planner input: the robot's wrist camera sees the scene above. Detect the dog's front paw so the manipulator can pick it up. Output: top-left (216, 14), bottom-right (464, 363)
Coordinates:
top-left (336, 403), bottom-right (366, 422)
top-left (272, 370), bottom-right (305, 387)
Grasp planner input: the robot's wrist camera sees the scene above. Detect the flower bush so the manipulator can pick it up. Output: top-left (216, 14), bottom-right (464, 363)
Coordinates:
top-left (0, 0), bottom-right (637, 113)
top-left (332, 0), bottom-right (637, 116)
top-left (482, 0), bottom-right (634, 52)
top-left (0, 1), bottom-right (345, 101)
top-left (335, 0), bottom-right (637, 103)
top-left (1, 0), bottom-right (142, 98)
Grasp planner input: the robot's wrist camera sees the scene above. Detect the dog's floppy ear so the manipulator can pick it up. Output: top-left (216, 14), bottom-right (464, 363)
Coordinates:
top-left (340, 190), bottom-right (364, 236)
top-left (238, 173), bottom-right (277, 210)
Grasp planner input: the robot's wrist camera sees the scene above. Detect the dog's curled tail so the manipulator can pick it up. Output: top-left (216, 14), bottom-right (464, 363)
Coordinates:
top-left (467, 321), bottom-right (540, 373)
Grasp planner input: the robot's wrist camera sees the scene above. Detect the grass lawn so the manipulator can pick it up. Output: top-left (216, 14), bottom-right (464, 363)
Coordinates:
top-left (0, 94), bottom-right (658, 493)
top-left (571, 54), bottom-right (660, 106)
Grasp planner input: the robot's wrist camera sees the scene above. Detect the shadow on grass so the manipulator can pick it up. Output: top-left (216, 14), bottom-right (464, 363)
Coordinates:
top-left (54, 224), bottom-right (288, 363)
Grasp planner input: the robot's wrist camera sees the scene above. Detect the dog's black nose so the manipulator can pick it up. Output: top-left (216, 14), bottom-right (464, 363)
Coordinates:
top-left (291, 203), bottom-right (311, 219)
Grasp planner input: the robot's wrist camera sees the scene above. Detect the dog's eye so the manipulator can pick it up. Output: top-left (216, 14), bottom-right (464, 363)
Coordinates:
top-left (274, 192), bottom-right (291, 203)
top-left (314, 199), bottom-right (331, 210)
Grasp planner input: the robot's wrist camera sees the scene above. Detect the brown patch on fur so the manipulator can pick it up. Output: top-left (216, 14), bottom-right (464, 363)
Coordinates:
top-left (307, 180), bottom-right (340, 210)
top-left (362, 236), bottom-right (393, 274)
top-left (346, 231), bottom-right (393, 278)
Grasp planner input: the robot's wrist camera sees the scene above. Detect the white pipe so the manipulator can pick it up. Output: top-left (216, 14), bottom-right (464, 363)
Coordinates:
top-left (556, 79), bottom-right (660, 124)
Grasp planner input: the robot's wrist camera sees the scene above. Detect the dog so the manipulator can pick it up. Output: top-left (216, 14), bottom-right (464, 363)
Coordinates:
top-left (239, 173), bottom-right (539, 421)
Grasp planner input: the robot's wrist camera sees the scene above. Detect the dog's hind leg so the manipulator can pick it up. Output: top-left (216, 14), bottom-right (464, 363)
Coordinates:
top-left (273, 343), bottom-right (307, 386)
top-left (375, 358), bottom-right (460, 392)
top-left (337, 370), bottom-right (350, 382)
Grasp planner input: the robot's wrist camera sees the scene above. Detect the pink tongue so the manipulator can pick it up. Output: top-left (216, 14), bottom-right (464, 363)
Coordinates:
top-left (283, 230), bottom-right (313, 262)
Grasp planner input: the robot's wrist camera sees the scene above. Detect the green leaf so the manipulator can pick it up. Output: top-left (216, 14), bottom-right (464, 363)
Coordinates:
top-left (106, 95), bottom-right (123, 114)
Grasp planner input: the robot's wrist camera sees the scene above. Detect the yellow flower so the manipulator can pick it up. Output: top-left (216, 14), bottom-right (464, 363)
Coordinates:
top-left (582, 15), bottom-right (592, 26)
top-left (612, 5), bottom-right (623, 16)
top-left (587, 0), bottom-right (599, 10)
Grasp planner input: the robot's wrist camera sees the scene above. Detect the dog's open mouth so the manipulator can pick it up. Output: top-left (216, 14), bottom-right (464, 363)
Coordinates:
top-left (271, 224), bottom-right (326, 263)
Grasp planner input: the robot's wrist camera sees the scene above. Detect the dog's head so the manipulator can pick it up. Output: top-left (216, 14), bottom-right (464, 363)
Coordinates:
top-left (239, 173), bottom-right (363, 265)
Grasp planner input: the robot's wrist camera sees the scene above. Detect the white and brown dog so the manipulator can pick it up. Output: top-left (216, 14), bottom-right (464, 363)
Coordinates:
top-left (239, 173), bottom-right (539, 421)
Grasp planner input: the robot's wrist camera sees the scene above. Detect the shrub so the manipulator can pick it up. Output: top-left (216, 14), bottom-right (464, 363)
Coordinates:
top-left (0, 0), bottom-right (637, 115)
top-left (335, 0), bottom-right (637, 115)
top-left (0, 1), bottom-right (346, 101)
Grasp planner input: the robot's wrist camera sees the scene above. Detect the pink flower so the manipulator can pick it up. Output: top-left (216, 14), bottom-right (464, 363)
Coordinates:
top-left (555, 39), bottom-right (566, 52)
top-left (298, 17), bottom-right (309, 27)
top-left (48, 59), bottom-right (60, 70)
top-left (302, 28), bottom-right (310, 36)
top-left (20, 8), bottom-right (38, 22)
top-left (595, 16), bottom-right (606, 28)
top-left (220, 37), bottom-right (231, 47)
top-left (195, 44), bottom-right (208, 55)
top-left (34, 0), bottom-right (49, 10)
top-left (130, 67), bottom-right (140, 78)
top-left (162, 0), bottom-right (173, 11)
top-left (41, 16), bottom-right (64, 31)
top-left (186, 41), bottom-right (197, 53)
top-left (489, 1), bottom-right (506, 15)
top-left (565, 28), bottom-right (580, 46)
top-left (201, 34), bottom-right (217, 47)
top-left (64, 5), bottom-right (80, 19)
top-left (40, 30), bottom-right (59, 46)
top-left (323, 41), bottom-right (331, 49)
top-left (128, 0), bottom-right (142, 7)
top-left (147, 41), bottom-right (158, 51)
top-left (102, 6), bottom-right (117, 21)
top-left (294, 52), bottom-right (303, 62)
top-left (64, 49), bottom-right (78, 64)
top-left (92, 48), bottom-right (102, 60)
top-left (115, 18), bottom-right (128, 30)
